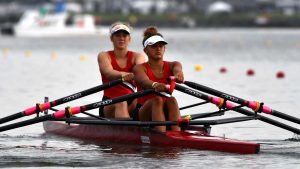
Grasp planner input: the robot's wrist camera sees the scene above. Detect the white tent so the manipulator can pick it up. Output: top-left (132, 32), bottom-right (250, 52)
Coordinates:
top-left (207, 1), bottom-right (233, 15)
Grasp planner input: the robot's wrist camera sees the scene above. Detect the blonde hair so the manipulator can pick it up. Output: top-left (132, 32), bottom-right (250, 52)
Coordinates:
top-left (110, 21), bottom-right (131, 34)
top-left (110, 21), bottom-right (130, 28)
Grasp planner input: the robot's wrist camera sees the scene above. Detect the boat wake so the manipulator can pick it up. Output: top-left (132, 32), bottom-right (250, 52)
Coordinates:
top-left (285, 133), bottom-right (300, 141)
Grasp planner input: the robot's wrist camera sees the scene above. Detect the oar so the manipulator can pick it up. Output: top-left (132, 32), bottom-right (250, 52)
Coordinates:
top-left (0, 89), bottom-right (154, 132)
top-left (175, 84), bottom-right (300, 134)
top-left (179, 101), bottom-right (209, 110)
top-left (183, 81), bottom-right (300, 125)
top-left (62, 116), bottom-right (255, 126)
top-left (0, 79), bottom-right (124, 124)
top-left (187, 104), bottom-right (244, 120)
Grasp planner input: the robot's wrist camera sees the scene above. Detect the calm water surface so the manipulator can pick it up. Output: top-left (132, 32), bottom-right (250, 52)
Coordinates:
top-left (0, 28), bottom-right (300, 168)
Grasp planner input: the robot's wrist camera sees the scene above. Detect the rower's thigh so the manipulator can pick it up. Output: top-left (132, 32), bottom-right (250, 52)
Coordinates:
top-left (138, 100), bottom-right (153, 121)
top-left (103, 104), bottom-right (115, 118)
top-left (128, 99), bottom-right (137, 114)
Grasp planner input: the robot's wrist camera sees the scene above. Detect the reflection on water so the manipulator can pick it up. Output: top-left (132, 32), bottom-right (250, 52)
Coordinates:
top-left (1, 133), bottom-right (299, 168)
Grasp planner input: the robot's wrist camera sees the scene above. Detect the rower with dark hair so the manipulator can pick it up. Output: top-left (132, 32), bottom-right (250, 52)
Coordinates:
top-left (98, 22), bottom-right (145, 118)
top-left (133, 26), bottom-right (184, 132)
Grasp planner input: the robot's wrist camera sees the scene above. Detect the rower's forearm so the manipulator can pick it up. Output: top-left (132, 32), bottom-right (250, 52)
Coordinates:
top-left (105, 70), bottom-right (128, 81)
top-left (138, 79), bottom-right (154, 89)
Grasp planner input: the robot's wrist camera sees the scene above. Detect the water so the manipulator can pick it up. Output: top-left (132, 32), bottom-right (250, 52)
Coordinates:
top-left (0, 28), bottom-right (300, 168)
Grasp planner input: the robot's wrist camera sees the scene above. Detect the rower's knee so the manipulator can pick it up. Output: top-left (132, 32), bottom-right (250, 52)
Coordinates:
top-left (166, 96), bottom-right (178, 105)
top-left (152, 96), bottom-right (164, 106)
top-left (115, 101), bottom-right (127, 108)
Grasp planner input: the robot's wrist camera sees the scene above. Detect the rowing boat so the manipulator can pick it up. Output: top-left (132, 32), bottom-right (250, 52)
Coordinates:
top-left (43, 118), bottom-right (260, 154)
top-left (1, 79), bottom-right (298, 155)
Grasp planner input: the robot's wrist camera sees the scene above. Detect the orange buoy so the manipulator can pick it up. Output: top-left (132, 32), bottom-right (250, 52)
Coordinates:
top-left (247, 69), bottom-right (255, 76)
top-left (219, 67), bottom-right (227, 73)
top-left (276, 71), bottom-right (285, 79)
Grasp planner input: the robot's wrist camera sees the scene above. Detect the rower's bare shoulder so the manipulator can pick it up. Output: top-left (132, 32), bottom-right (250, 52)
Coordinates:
top-left (169, 61), bottom-right (182, 67)
top-left (133, 63), bottom-right (146, 73)
top-left (132, 52), bottom-right (145, 64)
top-left (97, 51), bottom-right (110, 62)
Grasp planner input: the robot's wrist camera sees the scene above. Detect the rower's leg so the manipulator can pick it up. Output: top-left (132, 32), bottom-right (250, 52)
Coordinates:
top-left (114, 101), bottom-right (130, 118)
top-left (128, 99), bottom-right (137, 117)
top-left (103, 104), bottom-right (115, 118)
top-left (104, 101), bottom-right (130, 118)
top-left (165, 97), bottom-right (181, 131)
top-left (138, 97), bottom-right (166, 132)
top-left (151, 97), bottom-right (166, 132)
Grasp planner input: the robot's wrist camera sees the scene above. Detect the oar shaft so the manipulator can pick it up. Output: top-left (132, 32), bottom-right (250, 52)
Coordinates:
top-left (184, 81), bottom-right (300, 125)
top-left (271, 110), bottom-right (300, 125)
top-left (0, 89), bottom-right (155, 132)
top-left (0, 79), bottom-right (123, 124)
top-left (180, 101), bottom-right (209, 110)
top-left (52, 89), bottom-right (155, 119)
top-left (176, 84), bottom-right (300, 134)
top-left (234, 107), bottom-right (300, 134)
top-left (32, 79), bottom-right (123, 114)
top-left (0, 115), bottom-right (52, 132)
top-left (52, 79), bottom-right (121, 104)
top-left (63, 116), bottom-right (255, 126)
top-left (0, 112), bottom-right (24, 124)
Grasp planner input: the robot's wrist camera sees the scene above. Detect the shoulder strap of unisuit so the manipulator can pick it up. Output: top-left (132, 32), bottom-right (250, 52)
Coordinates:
top-left (163, 61), bottom-right (172, 79)
top-left (126, 51), bottom-right (133, 71)
top-left (143, 62), bottom-right (155, 80)
top-left (108, 51), bottom-right (121, 71)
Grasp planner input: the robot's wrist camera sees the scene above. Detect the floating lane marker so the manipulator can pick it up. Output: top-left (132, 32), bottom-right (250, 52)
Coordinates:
top-left (219, 67), bottom-right (227, 74)
top-left (51, 52), bottom-right (58, 60)
top-left (194, 64), bottom-right (203, 72)
top-left (24, 50), bottom-right (32, 57)
top-left (79, 55), bottom-right (87, 61)
top-left (276, 71), bottom-right (285, 79)
top-left (2, 48), bottom-right (9, 56)
top-left (247, 69), bottom-right (255, 76)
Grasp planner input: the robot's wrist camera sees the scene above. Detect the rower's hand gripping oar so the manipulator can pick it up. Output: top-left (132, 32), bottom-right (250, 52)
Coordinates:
top-left (0, 89), bottom-right (155, 132)
top-left (183, 81), bottom-right (300, 125)
top-left (0, 79), bottom-right (124, 125)
top-left (175, 83), bottom-right (300, 134)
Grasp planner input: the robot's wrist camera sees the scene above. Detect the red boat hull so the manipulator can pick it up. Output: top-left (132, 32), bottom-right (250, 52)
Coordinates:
top-left (43, 121), bottom-right (260, 154)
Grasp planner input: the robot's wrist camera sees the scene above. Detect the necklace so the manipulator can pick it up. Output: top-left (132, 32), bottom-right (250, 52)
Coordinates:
top-left (148, 62), bottom-right (164, 74)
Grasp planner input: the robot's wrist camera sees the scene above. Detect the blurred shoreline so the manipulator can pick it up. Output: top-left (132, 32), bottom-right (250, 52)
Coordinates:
top-left (2, 0), bottom-right (300, 31)
top-left (2, 12), bottom-right (300, 29)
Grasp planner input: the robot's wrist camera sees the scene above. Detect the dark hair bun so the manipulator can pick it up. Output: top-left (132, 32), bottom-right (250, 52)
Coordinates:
top-left (143, 26), bottom-right (158, 38)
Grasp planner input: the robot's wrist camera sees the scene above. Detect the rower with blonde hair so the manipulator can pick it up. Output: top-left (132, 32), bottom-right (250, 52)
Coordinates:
top-left (98, 22), bottom-right (145, 118)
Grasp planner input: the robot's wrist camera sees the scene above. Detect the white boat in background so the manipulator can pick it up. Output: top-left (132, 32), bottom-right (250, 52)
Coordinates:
top-left (13, 10), bottom-right (105, 37)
